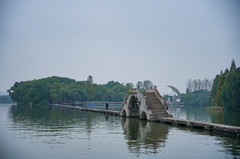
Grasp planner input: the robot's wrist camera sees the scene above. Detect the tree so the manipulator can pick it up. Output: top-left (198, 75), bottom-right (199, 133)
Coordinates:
top-left (7, 82), bottom-right (20, 103)
top-left (50, 82), bottom-right (69, 103)
top-left (143, 80), bottom-right (153, 89)
top-left (186, 88), bottom-right (190, 94)
top-left (87, 75), bottom-right (93, 84)
top-left (181, 90), bottom-right (210, 106)
top-left (86, 76), bottom-right (95, 100)
top-left (136, 81), bottom-right (143, 89)
top-left (230, 59), bottom-right (236, 72)
top-left (8, 76), bottom-right (130, 105)
top-left (208, 74), bottom-right (221, 106)
top-left (208, 59), bottom-right (239, 110)
top-left (67, 83), bottom-right (80, 104)
top-left (164, 95), bottom-right (173, 102)
top-left (186, 78), bottom-right (212, 93)
top-left (215, 68), bottom-right (229, 106)
top-left (126, 82), bottom-right (134, 88)
top-left (221, 68), bottom-right (240, 111)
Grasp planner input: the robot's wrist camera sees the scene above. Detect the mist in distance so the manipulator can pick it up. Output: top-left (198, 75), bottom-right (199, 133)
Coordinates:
top-left (0, 0), bottom-right (239, 94)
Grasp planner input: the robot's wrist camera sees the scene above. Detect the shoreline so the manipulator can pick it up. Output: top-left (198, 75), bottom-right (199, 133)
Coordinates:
top-left (206, 106), bottom-right (224, 111)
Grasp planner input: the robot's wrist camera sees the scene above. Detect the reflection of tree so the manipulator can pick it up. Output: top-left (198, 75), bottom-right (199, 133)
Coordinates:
top-left (9, 105), bottom-right (96, 142)
top-left (222, 139), bottom-right (240, 157)
top-left (10, 105), bottom-right (86, 126)
top-left (207, 110), bottom-right (224, 124)
top-left (216, 133), bottom-right (240, 158)
top-left (121, 118), bottom-right (169, 155)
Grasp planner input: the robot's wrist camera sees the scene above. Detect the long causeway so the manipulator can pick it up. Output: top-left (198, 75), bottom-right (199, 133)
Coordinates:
top-left (54, 104), bottom-right (119, 116)
top-left (53, 104), bottom-right (240, 137)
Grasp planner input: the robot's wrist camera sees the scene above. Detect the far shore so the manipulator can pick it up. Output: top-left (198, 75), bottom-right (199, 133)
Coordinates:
top-left (206, 106), bottom-right (224, 111)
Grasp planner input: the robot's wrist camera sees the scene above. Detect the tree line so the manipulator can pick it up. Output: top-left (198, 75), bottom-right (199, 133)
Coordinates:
top-left (166, 59), bottom-right (239, 110)
top-left (8, 76), bottom-right (130, 105)
top-left (181, 78), bottom-right (213, 106)
top-left (181, 90), bottom-right (210, 106)
top-left (126, 80), bottom-right (154, 90)
top-left (186, 78), bottom-right (213, 93)
top-left (163, 79), bottom-right (212, 106)
top-left (208, 59), bottom-right (240, 111)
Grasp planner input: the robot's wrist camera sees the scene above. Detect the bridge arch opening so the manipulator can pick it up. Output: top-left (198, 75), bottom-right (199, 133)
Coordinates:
top-left (128, 96), bottom-right (139, 117)
top-left (140, 111), bottom-right (147, 120)
top-left (121, 109), bottom-right (126, 117)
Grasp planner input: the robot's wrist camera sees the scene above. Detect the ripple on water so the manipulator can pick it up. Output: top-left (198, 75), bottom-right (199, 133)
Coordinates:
top-left (1, 104), bottom-right (240, 159)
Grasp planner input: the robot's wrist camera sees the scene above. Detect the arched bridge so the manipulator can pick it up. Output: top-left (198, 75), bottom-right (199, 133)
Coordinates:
top-left (120, 86), bottom-right (172, 121)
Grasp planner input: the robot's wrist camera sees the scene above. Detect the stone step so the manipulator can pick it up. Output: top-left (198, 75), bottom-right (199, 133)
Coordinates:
top-left (145, 92), bottom-right (171, 118)
top-left (148, 106), bottom-right (165, 110)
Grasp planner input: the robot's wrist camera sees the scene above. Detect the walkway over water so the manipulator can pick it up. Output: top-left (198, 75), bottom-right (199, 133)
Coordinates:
top-left (54, 103), bottom-right (240, 136)
top-left (54, 104), bottom-right (119, 116)
top-left (53, 85), bottom-right (240, 137)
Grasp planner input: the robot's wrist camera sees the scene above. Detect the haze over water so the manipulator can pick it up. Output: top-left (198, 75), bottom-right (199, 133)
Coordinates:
top-left (1, 0), bottom-right (240, 94)
top-left (1, 1), bottom-right (240, 158)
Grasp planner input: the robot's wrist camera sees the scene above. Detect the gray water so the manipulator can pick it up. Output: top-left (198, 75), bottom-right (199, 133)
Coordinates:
top-left (0, 104), bottom-right (239, 159)
top-left (168, 104), bottom-right (240, 126)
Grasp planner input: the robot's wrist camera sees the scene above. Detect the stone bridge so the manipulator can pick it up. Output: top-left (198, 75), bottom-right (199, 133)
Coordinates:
top-left (120, 86), bottom-right (172, 121)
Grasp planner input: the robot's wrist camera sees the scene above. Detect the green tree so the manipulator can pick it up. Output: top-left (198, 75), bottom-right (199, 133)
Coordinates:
top-left (8, 76), bottom-right (130, 105)
top-left (126, 82), bottom-right (134, 88)
top-left (181, 90), bottom-right (210, 106)
top-left (230, 59), bottom-right (236, 72)
top-left (143, 80), bottom-right (153, 89)
top-left (164, 95), bottom-right (173, 102)
top-left (136, 81), bottom-right (143, 88)
top-left (50, 82), bottom-right (69, 103)
top-left (87, 75), bottom-right (93, 84)
top-left (207, 59), bottom-right (239, 111)
top-left (215, 68), bottom-right (229, 106)
top-left (221, 68), bottom-right (240, 111)
top-left (84, 75), bottom-right (95, 100)
top-left (208, 74), bottom-right (221, 106)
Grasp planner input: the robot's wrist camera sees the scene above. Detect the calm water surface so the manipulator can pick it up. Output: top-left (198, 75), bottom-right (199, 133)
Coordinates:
top-left (168, 104), bottom-right (240, 126)
top-left (0, 104), bottom-right (239, 159)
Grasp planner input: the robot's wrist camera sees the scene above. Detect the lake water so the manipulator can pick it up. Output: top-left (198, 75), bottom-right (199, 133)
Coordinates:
top-left (0, 103), bottom-right (240, 159)
top-left (168, 104), bottom-right (240, 127)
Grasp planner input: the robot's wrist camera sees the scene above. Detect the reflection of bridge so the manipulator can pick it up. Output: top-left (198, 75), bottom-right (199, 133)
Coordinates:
top-left (120, 86), bottom-right (172, 120)
top-left (120, 118), bottom-right (169, 153)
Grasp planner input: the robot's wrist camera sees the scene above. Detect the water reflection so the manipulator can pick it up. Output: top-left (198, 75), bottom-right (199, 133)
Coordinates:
top-left (218, 136), bottom-right (240, 157)
top-left (120, 118), bottom-right (169, 155)
top-left (9, 105), bottom-right (97, 144)
top-left (169, 104), bottom-right (240, 126)
top-left (169, 105), bottom-right (212, 122)
top-left (7, 104), bottom-right (240, 158)
top-left (9, 105), bottom-right (171, 155)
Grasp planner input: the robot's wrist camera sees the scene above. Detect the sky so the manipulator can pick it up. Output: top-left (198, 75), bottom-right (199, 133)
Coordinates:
top-left (0, 0), bottom-right (240, 95)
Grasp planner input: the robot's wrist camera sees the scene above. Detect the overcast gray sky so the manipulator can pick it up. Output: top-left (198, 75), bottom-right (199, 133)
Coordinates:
top-left (0, 0), bottom-right (240, 95)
